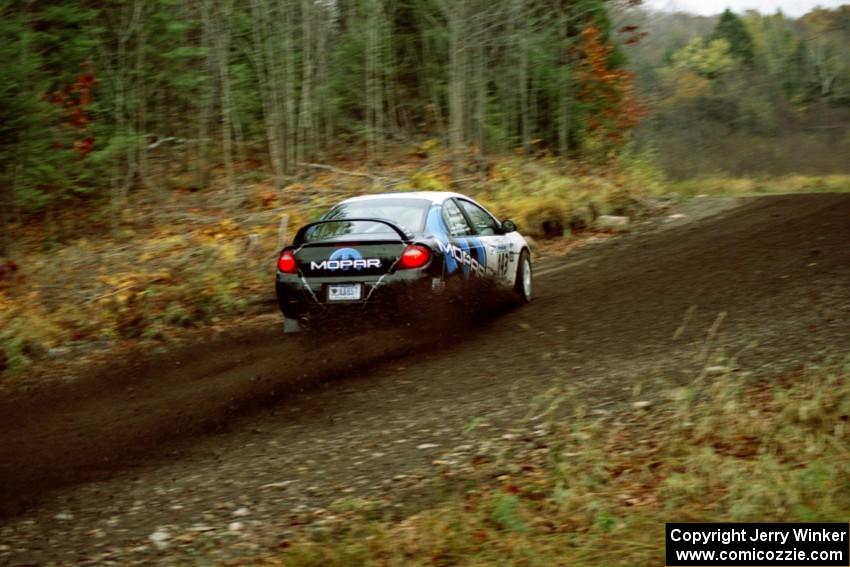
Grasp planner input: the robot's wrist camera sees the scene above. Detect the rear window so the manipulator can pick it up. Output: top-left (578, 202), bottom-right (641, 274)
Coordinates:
top-left (306, 198), bottom-right (430, 241)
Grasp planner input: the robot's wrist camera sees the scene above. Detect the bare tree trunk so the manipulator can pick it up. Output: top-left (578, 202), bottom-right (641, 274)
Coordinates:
top-left (251, 0), bottom-right (286, 187)
top-left (134, 2), bottom-right (152, 198)
top-left (98, 0), bottom-right (143, 232)
top-left (365, 0), bottom-right (385, 164)
top-left (808, 42), bottom-right (837, 98)
top-left (514, 0), bottom-right (529, 157)
top-left (559, 83), bottom-right (571, 158)
top-left (557, 6), bottom-right (573, 161)
top-left (441, 0), bottom-right (467, 176)
top-left (374, 0), bottom-right (384, 160)
top-left (384, 2), bottom-right (402, 138)
top-left (501, 2), bottom-right (516, 152)
top-left (271, 0), bottom-right (291, 175)
top-left (283, 0), bottom-right (297, 173)
top-left (0, 205), bottom-right (10, 259)
top-left (1, 165), bottom-right (14, 258)
top-left (474, 12), bottom-right (487, 156)
top-left (111, 66), bottom-right (125, 232)
top-left (316, 6), bottom-right (332, 158)
top-left (196, 0), bottom-right (214, 190)
top-left (298, 0), bottom-right (315, 163)
top-left (211, 0), bottom-right (236, 192)
top-left (232, 101), bottom-right (248, 166)
top-left (420, 29), bottom-right (446, 141)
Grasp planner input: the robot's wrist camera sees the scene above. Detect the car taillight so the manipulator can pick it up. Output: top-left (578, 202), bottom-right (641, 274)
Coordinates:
top-left (277, 251), bottom-right (297, 273)
top-left (399, 245), bottom-right (430, 269)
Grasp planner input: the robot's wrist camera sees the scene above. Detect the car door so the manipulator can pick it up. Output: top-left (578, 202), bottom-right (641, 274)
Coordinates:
top-left (439, 199), bottom-right (487, 281)
top-left (455, 198), bottom-right (515, 287)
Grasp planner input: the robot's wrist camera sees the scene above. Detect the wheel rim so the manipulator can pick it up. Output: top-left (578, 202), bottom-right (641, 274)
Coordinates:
top-left (522, 258), bottom-right (532, 299)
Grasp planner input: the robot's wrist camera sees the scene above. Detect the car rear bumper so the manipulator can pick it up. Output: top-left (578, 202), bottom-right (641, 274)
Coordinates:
top-left (275, 269), bottom-right (441, 321)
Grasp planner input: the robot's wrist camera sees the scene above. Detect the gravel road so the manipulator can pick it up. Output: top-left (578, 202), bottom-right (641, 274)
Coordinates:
top-left (1, 193), bottom-right (848, 565)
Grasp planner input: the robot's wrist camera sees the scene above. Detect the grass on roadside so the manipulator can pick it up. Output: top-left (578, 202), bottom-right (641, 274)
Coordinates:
top-left (669, 174), bottom-right (850, 199)
top-left (262, 359), bottom-right (850, 566)
top-left (475, 156), bottom-right (665, 239)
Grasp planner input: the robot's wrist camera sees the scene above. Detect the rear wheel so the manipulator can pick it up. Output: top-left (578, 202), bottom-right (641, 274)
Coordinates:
top-left (513, 249), bottom-right (532, 303)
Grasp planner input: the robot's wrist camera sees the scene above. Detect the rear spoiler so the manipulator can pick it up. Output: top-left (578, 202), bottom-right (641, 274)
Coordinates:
top-left (293, 218), bottom-right (411, 246)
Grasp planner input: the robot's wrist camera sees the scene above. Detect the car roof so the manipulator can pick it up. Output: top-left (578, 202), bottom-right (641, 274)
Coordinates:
top-left (338, 191), bottom-right (469, 206)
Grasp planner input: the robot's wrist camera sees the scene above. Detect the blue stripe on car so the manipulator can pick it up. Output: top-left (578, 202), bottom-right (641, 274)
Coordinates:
top-left (426, 206), bottom-right (459, 274)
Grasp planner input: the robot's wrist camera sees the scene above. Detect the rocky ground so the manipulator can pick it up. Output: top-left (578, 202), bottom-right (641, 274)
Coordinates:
top-left (1, 193), bottom-right (848, 565)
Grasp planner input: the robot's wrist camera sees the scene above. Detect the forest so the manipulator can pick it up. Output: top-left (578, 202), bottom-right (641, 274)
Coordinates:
top-left (1, 1), bottom-right (848, 231)
top-left (0, 0), bottom-right (849, 372)
top-left (0, 0), bottom-right (640, 245)
top-left (627, 5), bottom-right (850, 178)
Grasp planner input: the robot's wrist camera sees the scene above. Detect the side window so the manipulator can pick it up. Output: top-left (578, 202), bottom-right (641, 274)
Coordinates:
top-left (442, 200), bottom-right (473, 237)
top-left (458, 200), bottom-right (499, 236)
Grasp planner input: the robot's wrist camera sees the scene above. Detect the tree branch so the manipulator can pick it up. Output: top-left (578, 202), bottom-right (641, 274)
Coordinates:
top-left (297, 162), bottom-right (400, 184)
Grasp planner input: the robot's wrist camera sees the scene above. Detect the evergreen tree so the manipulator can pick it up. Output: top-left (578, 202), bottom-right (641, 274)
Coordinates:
top-left (0, 0), bottom-right (644, 230)
top-left (711, 9), bottom-right (754, 65)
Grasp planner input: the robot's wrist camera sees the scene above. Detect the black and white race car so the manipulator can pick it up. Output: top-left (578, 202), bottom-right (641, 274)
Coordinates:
top-left (275, 191), bottom-right (532, 332)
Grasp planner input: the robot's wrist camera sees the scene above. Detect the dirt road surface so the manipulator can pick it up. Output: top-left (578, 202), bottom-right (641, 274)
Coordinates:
top-left (1, 193), bottom-right (849, 565)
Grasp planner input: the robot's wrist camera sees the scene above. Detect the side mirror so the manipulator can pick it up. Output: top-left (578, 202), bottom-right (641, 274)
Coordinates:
top-left (501, 219), bottom-right (517, 233)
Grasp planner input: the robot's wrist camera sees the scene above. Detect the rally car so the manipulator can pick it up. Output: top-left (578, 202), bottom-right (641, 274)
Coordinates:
top-left (275, 191), bottom-right (532, 332)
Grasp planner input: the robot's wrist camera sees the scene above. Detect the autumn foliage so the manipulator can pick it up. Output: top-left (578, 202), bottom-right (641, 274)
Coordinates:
top-left (49, 72), bottom-right (97, 156)
top-left (574, 24), bottom-right (644, 153)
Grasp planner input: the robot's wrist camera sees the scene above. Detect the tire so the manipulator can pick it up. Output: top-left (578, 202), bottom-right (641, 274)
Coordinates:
top-left (513, 249), bottom-right (532, 303)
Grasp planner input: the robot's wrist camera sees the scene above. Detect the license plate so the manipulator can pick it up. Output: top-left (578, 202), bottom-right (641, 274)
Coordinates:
top-left (327, 284), bottom-right (362, 302)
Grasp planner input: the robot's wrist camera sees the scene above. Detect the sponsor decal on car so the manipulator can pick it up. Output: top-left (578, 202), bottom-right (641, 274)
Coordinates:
top-left (310, 248), bottom-right (381, 271)
top-left (436, 240), bottom-right (486, 277)
top-left (425, 207), bottom-right (487, 278)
